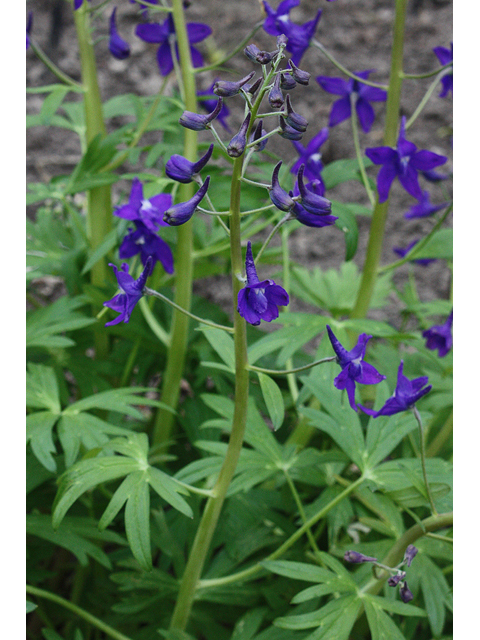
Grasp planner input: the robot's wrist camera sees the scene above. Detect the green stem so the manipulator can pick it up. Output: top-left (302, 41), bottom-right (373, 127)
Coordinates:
top-left (312, 40), bottom-right (389, 89)
top-left (255, 214), bottom-right (291, 263)
top-left (152, 0), bottom-right (199, 449)
top-left (168, 156), bottom-right (250, 632)
top-left (144, 287), bottom-right (234, 333)
top-left (25, 585), bottom-right (133, 640)
top-left (194, 22), bottom-right (264, 73)
top-left (282, 227), bottom-right (300, 404)
top-left (248, 357), bottom-right (336, 376)
top-left (359, 512), bottom-right (453, 597)
top-left (426, 410), bottom-right (453, 458)
top-left (74, 3), bottom-right (112, 359)
top-left (413, 406), bottom-right (438, 516)
top-left (350, 94), bottom-right (375, 207)
top-left (350, 0), bottom-right (408, 320)
top-left (406, 73), bottom-right (444, 129)
top-left (283, 469), bottom-right (320, 556)
top-left (401, 62), bottom-right (452, 80)
top-left (29, 40), bottom-right (83, 89)
top-left (198, 475), bottom-right (365, 589)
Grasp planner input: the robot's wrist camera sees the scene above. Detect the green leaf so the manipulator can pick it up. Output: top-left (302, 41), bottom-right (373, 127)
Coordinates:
top-left (262, 560), bottom-right (354, 589)
top-left (65, 386), bottom-right (169, 418)
top-left (257, 372), bottom-right (284, 430)
top-left (26, 364), bottom-right (61, 413)
top-left (416, 554), bottom-right (452, 636)
top-left (26, 412), bottom-right (58, 472)
top-left (322, 157), bottom-right (373, 189)
top-left (364, 594), bottom-right (426, 617)
top-left (197, 326), bottom-right (235, 371)
top-left (27, 297), bottom-right (95, 350)
top-left (81, 228), bottom-right (118, 275)
top-left (147, 467), bottom-right (193, 518)
top-left (332, 201), bottom-right (359, 261)
top-left (124, 473), bottom-right (152, 571)
top-left (39, 86), bottom-right (71, 125)
top-left (409, 228), bottom-right (452, 260)
top-left (364, 598), bottom-right (407, 640)
top-left (98, 472), bottom-right (141, 531)
top-left (26, 601), bottom-right (38, 614)
top-left (231, 608), bottom-right (267, 640)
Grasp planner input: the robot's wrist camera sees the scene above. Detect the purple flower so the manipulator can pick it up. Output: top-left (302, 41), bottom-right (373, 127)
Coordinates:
top-left (403, 545), bottom-right (418, 568)
top-left (269, 162), bottom-right (296, 212)
top-left (104, 258), bottom-right (153, 326)
top-left (326, 325), bottom-right (386, 411)
top-left (399, 581), bottom-right (413, 603)
top-left (360, 361), bottom-right (432, 418)
top-left (316, 70), bottom-right (387, 133)
top-left (291, 127), bottom-right (329, 187)
top-left (268, 73), bottom-right (284, 109)
top-left (422, 311), bottom-right (453, 357)
top-left (114, 178), bottom-right (173, 232)
top-left (262, 1), bottom-right (322, 65)
top-left (365, 117), bottom-right (448, 203)
top-left (284, 94), bottom-right (308, 132)
top-left (213, 71), bottom-right (255, 98)
top-left (290, 181), bottom-right (337, 227)
top-left (278, 115), bottom-right (303, 141)
top-left (388, 571), bottom-right (406, 587)
top-left (393, 240), bottom-right (436, 267)
top-left (163, 176), bottom-right (210, 226)
top-left (244, 44), bottom-right (276, 65)
top-left (26, 12), bottom-right (33, 49)
top-left (180, 97), bottom-right (224, 131)
top-left (165, 144), bottom-right (213, 183)
top-left (227, 113), bottom-right (251, 158)
top-left (404, 190), bottom-right (449, 219)
top-left (344, 551), bottom-right (377, 564)
top-left (136, 14), bottom-right (211, 76)
top-left (197, 83), bottom-right (231, 131)
top-left (109, 8), bottom-right (130, 60)
top-left (119, 222), bottom-right (174, 274)
top-left (296, 164), bottom-right (332, 215)
top-left (249, 119), bottom-right (268, 152)
top-left (433, 43), bottom-right (453, 98)
top-left (288, 59), bottom-right (311, 85)
top-left (237, 242), bottom-right (289, 326)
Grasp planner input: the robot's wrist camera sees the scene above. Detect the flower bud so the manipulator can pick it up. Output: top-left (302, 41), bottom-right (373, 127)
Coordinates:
top-left (109, 8), bottom-right (130, 60)
top-left (403, 545), bottom-right (418, 568)
top-left (163, 176), bottom-right (210, 226)
top-left (284, 94), bottom-right (308, 132)
top-left (399, 581), bottom-right (413, 603)
top-left (165, 144), bottom-right (214, 184)
top-left (243, 77), bottom-right (263, 96)
top-left (344, 551), bottom-right (378, 564)
top-left (179, 98), bottom-right (224, 131)
top-left (269, 162), bottom-right (295, 212)
top-left (213, 71), bottom-right (255, 98)
top-left (268, 74), bottom-right (284, 109)
top-left (277, 34), bottom-right (288, 48)
top-left (227, 113), bottom-right (251, 158)
top-left (278, 116), bottom-right (303, 141)
top-left (297, 164), bottom-right (332, 214)
top-left (280, 72), bottom-right (297, 91)
top-left (288, 59), bottom-right (311, 85)
top-left (387, 571), bottom-right (406, 587)
top-left (249, 119), bottom-right (268, 152)
top-left (244, 44), bottom-right (276, 65)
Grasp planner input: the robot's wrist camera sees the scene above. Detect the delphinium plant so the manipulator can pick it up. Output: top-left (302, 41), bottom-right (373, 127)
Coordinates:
top-left (26, 1), bottom-right (453, 639)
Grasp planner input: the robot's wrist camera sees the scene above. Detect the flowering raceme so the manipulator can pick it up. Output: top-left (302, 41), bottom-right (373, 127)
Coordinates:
top-left (316, 70), bottom-right (387, 133)
top-left (136, 13), bottom-right (211, 76)
top-left (365, 117), bottom-right (448, 203)
top-left (326, 325), bottom-right (386, 411)
top-left (237, 242), bottom-right (289, 326)
top-left (104, 258), bottom-right (153, 326)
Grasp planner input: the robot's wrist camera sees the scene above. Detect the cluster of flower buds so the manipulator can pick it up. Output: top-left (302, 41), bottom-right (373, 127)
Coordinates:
top-left (344, 544), bottom-right (419, 603)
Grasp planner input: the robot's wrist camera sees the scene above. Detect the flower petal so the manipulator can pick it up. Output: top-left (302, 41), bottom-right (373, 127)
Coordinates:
top-left (328, 96), bottom-right (351, 127)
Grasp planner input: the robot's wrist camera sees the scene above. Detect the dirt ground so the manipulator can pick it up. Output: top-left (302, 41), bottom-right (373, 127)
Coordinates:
top-left (26, 0), bottom-right (453, 325)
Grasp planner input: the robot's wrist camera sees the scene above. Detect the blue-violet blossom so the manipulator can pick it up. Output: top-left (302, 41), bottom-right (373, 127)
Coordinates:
top-left (422, 311), bottom-right (453, 357)
top-left (433, 42), bottom-right (453, 98)
top-left (119, 222), bottom-right (174, 274)
top-left (290, 126), bottom-right (329, 186)
top-left (165, 144), bottom-right (214, 183)
top-left (136, 14), bottom-right (211, 76)
top-left (180, 97), bottom-right (223, 131)
top-left (365, 117), bottom-right (448, 203)
top-left (114, 178), bottom-right (172, 232)
top-left (326, 325), bottom-right (386, 411)
top-left (404, 190), bottom-right (449, 219)
top-left (163, 176), bottom-right (210, 226)
top-left (359, 361), bottom-right (432, 417)
top-left (290, 180), bottom-right (337, 227)
top-left (109, 8), bottom-right (130, 60)
top-left (237, 241), bottom-right (289, 326)
top-left (197, 83), bottom-right (231, 131)
top-left (262, 0), bottom-right (322, 66)
top-left (316, 70), bottom-right (387, 133)
top-left (104, 257), bottom-right (153, 326)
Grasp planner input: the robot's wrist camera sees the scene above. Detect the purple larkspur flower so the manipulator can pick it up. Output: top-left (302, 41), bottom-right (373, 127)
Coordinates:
top-left (26, 12), bottom-right (33, 49)
top-left (365, 117), bottom-right (448, 203)
top-left (284, 94), bottom-right (308, 131)
top-left (344, 551), bottom-right (377, 564)
top-left (104, 258), bottom-right (153, 326)
top-left (316, 70), bottom-right (387, 133)
top-left (400, 581), bottom-right (413, 603)
top-left (237, 241), bottom-right (289, 326)
top-left (163, 176), bottom-right (210, 226)
top-left (296, 164), bottom-right (332, 215)
top-left (290, 180), bottom-right (337, 227)
top-left (244, 43), bottom-right (277, 65)
top-left (262, 0), bottom-right (322, 65)
top-left (269, 162), bottom-right (296, 212)
top-left (291, 127), bottom-right (328, 187)
top-left (403, 545), bottom-right (418, 568)
top-left (404, 190), bottom-right (449, 219)
top-left (249, 119), bottom-right (268, 152)
top-left (278, 115), bottom-right (303, 141)
top-left (227, 113), bottom-right (251, 158)
top-left (423, 311), bottom-right (453, 357)
top-left (180, 97), bottom-right (223, 131)
top-left (213, 71), bottom-right (255, 98)
top-left (360, 361), bottom-right (432, 418)
top-left (165, 144), bottom-right (214, 183)
top-left (119, 222), bottom-right (174, 274)
top-left (433, 42), bottom-right (453, 98)
top-left (109, 8), bottom-right (130, 60)
top-left (326, 325), bottom-right (386, 411)
top-left (393, 240), bottom-right (436, 267)
top-left (197, 83), bottom-right (231, 131)
top-left (136, 13), bottom-right (211, 76)
top-left (114, 178), bottom-right (173, 232)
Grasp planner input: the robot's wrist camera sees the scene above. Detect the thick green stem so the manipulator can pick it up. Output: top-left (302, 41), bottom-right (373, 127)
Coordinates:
top-left (152, 0), bottom-right (198, 448)
top-left (73, 4), bottom-right (112, 358)
top-left (168, 156), bottom-right (249, 632)
top-left (26, 585), bottom-right (133, 640)
top-left (350, 0), bottom-right (407, 320)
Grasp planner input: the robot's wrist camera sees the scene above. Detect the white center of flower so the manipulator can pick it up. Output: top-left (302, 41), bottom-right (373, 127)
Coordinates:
top-left (140, 199), bottom-right (153, 212)
top-left (311, 153), bottom-right (321, 163)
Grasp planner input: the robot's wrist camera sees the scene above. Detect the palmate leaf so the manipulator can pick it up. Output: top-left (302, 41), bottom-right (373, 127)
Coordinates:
top-left (26, 297), bottom-right (95, 350)
top-left (52, 434), bottom-right (193, 570)
top-left (364, 598), bottom-right (408, 640)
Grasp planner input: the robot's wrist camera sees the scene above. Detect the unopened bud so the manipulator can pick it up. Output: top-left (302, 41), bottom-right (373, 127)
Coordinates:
top-left (214, 71), bottom-right (255, 98)
top-left (288, 59), bottom-right (310, 85)
top-left (227, 113), bottom-right (251, 157)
